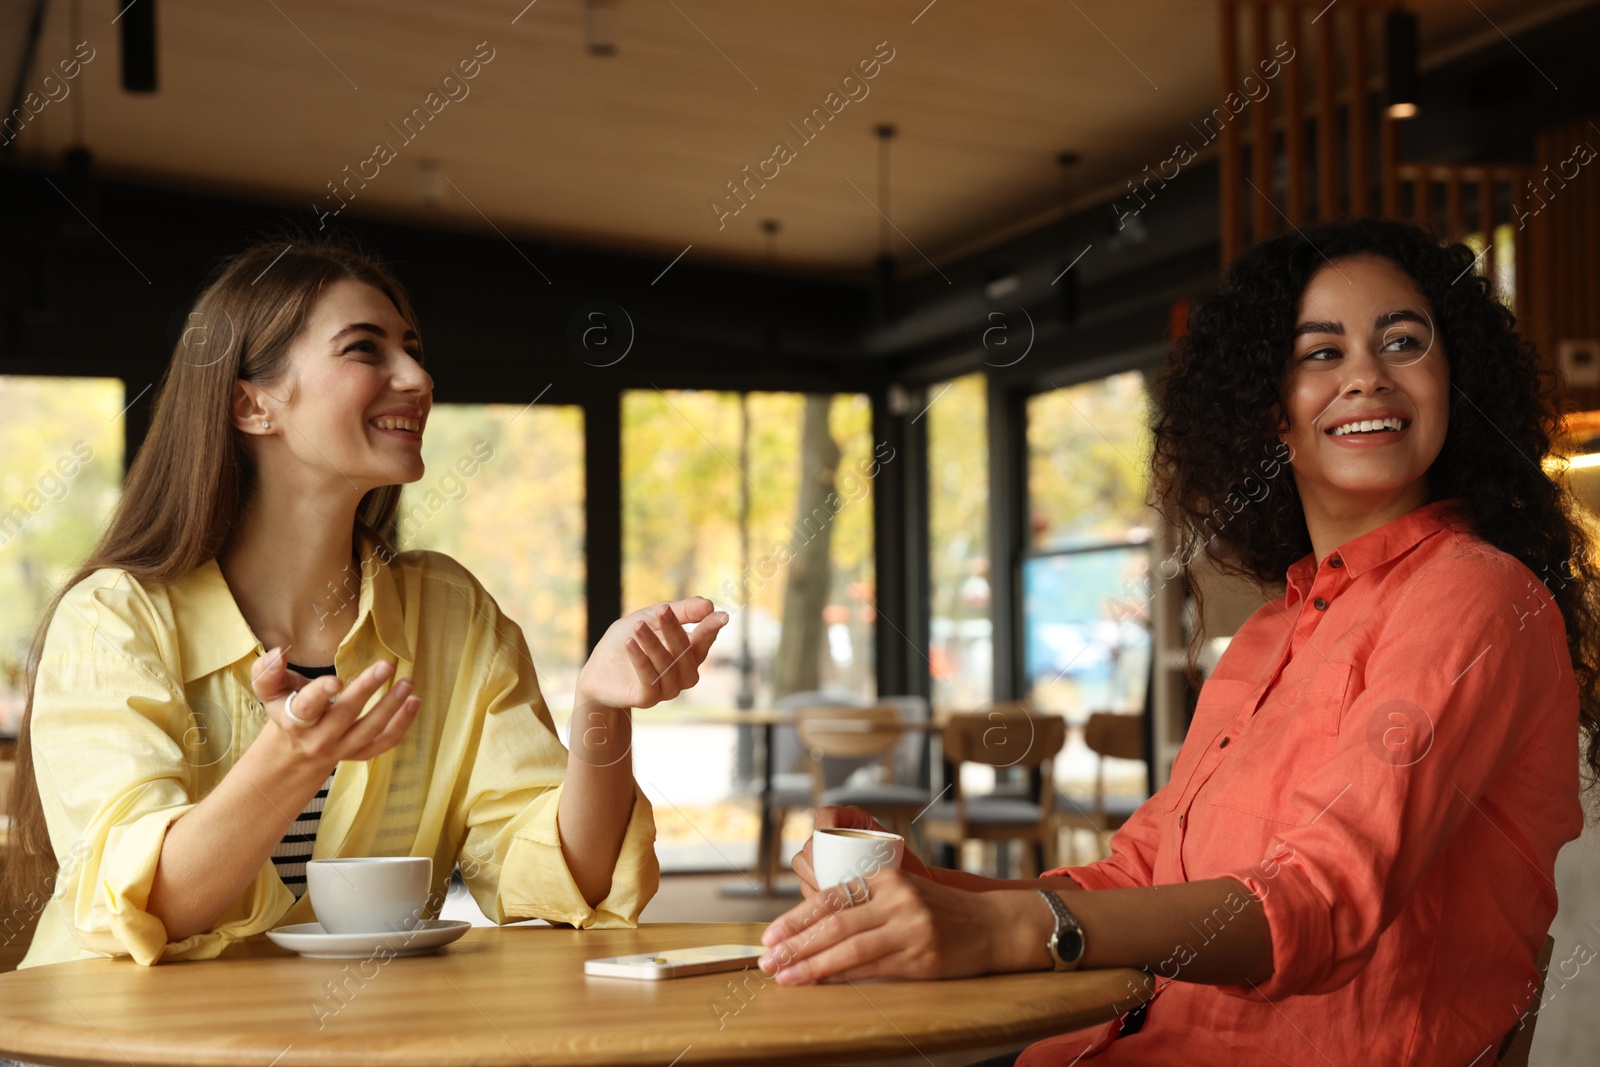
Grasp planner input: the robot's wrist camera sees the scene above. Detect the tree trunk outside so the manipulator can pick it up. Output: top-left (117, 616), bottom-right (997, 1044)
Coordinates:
top-left (771, 395), bottom-right (841, 700)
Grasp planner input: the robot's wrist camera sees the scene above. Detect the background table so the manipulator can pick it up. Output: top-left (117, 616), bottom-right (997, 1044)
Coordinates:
top-left (0, 922), bottom-right (1152, 1066)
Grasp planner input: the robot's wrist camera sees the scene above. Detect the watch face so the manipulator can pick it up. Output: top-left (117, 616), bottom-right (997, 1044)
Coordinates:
top-left (1059, 929), bottom-right (1084, 963)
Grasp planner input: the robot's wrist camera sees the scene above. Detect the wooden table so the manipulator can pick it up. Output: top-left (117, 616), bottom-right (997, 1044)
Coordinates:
top-left (0, 923), bottom-right (1152, 1066)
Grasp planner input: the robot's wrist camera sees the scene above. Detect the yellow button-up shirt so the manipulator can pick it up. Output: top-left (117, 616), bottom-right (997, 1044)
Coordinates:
top-left (21, 531), bottom-right (658, 968)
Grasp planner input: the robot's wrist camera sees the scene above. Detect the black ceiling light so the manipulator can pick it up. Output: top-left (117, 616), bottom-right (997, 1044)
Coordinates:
top-left (1385, 6), bottom-right (1419, 120)
top-left (761, 218), bottom-right (781, 357)
top-left (120, 0), bottom-right (156, 92)
top-left (1057, 151), bottom-right (1081, 326)
top-left (873, 123), bottom-right (898, 326)
top-left (61, 0), bottom-right (99, 234)
top-left (584, 0), bottom-right (617, 57)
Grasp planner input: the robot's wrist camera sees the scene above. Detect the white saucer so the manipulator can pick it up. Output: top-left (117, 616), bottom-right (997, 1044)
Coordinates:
top-left (266, 919), bottom-right (471, 959)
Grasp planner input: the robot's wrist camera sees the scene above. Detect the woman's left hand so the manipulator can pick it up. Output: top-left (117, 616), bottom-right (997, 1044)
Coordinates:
top-left (757, 869), bottom-right (1047, 984)
top-left (575, 596), bottom-right (728, 711)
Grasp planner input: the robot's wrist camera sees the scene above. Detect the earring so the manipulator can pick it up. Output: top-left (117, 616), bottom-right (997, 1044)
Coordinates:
top-left (261, 420), bottom-right (271, 430)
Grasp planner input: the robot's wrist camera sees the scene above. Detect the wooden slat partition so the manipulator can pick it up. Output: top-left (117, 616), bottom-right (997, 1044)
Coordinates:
top-left (1219, 0), bottom-right (1395, 263)
top-left (1478, 175), bottom-right (1495, 286)
top-left (1346, 5), bottom-right (1370, 217)
top-left (1393, 163), bottom-right (1535, 312)
top-left (1219, 1), bottom-right (1244, 264)
top-left (1284, 5), bottom-right (1305, 222)
top-left (1211, 2), bottom-right (1588, 396)
top-left (1525, 117), bottom-right (1600, 411)
top-left (1447, 171), bottom-right (1465, 240)
top-left (1251, 2), bottom-right (1274, 238)
top-left (1314, 5), bottom-right (1338, 222)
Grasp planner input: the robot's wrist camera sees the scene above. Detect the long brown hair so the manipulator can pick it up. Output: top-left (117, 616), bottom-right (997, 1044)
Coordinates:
top-left (2, 233), bottom-right (419, 922)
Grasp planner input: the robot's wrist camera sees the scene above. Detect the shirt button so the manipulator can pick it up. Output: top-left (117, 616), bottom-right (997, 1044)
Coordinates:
top-left (1314, 597), bottom-right (1328, 610)
top-left (1219, 736), bottom-right (1230, 748)
top-left (1329, 556), bottom-right (1343, 569)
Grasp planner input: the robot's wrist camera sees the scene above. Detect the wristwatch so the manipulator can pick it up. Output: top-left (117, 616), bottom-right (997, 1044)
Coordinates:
top-left (1035, 889), bottom-right (1086, 972)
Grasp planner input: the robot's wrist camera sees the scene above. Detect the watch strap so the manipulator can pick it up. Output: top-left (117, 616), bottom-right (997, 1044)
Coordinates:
top-left (1035, 888), bottom-right (1085, 971)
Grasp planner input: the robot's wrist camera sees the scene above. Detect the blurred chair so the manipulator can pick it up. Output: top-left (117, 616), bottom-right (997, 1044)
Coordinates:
top-left (735, 690), bottom-right (868, 887)
top-left (795, 704), bottom-right (933, 848)
top-left (1497, 934), bottom-right (1555, 1067)
top-left (1053, 712), bottom-right (1148, 866)
top-left (921, 708), bottom-right (1067, 878)
top-left (872, 693), bottom-right (934, 789)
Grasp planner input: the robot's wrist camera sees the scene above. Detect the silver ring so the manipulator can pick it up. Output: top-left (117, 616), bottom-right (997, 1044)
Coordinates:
top-left (841, 873), bottom-right (870, 906)
top-left (283, 688), bottom-right (320, 727)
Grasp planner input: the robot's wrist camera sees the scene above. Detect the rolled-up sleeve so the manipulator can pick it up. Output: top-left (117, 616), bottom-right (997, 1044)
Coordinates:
top-left (452, 599), bottom-right (658, 929)
top-left (1221, 550), bottom-right (1575, 999)
top-left (31, 574), bottom-right (291, 966)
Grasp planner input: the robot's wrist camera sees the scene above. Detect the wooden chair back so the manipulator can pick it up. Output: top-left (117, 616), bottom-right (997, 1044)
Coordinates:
top-left (1083, 713), bottom-right (1144, 762)
top-left (795, 705), bottom-right (906, 762)
top-left (928, 708), bottom-right (1066, 877)
top-left (942, 709), bottom-right (1066, 769)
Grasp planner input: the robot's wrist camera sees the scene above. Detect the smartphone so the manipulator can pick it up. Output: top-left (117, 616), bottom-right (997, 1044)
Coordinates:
top-left (583, 944), bottom-right (768, 980)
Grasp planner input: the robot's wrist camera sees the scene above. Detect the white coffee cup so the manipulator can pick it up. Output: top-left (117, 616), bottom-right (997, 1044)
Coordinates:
top-left (811, 827), bottom-right (904, 890)
top-left (307, 857), bottom-right (432, 934)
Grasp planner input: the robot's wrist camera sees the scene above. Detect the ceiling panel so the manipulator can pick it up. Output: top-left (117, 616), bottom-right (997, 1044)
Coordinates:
top-left (7, 0), bottom-right (1585, 274)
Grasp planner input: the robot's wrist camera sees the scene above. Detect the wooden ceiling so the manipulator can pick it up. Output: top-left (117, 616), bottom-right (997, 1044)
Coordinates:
top-left (10, 0), bottom-right (1587, 275)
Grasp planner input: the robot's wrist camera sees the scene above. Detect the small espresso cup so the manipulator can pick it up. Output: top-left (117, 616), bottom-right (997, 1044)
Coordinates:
top-left (811, 827), bottom-right (904, 890)
top-left (307, 856), bottom-right (432, 934)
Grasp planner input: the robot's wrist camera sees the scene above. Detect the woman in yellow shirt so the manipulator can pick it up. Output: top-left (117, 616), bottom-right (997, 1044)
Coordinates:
top-left (3, 236), bottom-right (726, 967)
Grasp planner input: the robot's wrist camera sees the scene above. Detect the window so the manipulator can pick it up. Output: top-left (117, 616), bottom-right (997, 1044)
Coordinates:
top-left (622, 389), bottom-right (877, 870)
top-left (1025, 370), bottom-right (1156, 807)
top-left (1027, 370), bottom-right (1155, 553)
top-left (1022, 547), bottom-right (1151, 715)
top-left (1462, 223), bottom-right (1517, 312)
top-left (0, 376), bottom-right (125, 734)
top-left (622, 390), bottom-right (877, 709)
top-left (926, 374), bottom-right (992, 710)
top-left (396, 402), bottom-right (586, 715)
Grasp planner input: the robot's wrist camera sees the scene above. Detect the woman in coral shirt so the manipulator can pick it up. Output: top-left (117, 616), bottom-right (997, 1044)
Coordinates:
top-left (758, 219), bottom-right (1598, 1066)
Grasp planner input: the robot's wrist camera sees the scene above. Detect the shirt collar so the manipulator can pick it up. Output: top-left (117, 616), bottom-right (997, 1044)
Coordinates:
top-left (354, 527), bottom-right (414, 666)
top-left (169, 528), bottom-right (412, 684)
top-left (1286, 497), bottom-right (1472, 601)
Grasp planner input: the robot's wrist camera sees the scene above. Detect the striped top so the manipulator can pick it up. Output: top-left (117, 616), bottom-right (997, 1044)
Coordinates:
top-left (270, 662), bottom-right (337, 898)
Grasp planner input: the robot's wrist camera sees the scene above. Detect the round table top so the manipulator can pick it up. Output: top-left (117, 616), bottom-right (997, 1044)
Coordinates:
top-left (0, 922), bottom-right (1152, 1066)
top-left (668, 709), bottom-right (954, 730)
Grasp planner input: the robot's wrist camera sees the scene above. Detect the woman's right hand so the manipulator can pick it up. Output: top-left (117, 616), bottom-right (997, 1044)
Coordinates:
top-left (794, 805), bottom-right (934, 896)
top-left (250, 647), bottom-right (420, 767)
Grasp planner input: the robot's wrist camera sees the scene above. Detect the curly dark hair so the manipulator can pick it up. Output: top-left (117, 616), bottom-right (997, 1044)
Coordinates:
top-left (1154, 217), bottom-right (1600, 808)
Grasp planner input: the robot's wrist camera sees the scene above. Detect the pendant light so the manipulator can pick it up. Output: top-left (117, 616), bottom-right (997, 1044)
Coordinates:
top-left (1056, 151), bottom-right (1082, 326)
top-left (120, 0), bottom-right (157, 92)
top-left (873, 124), bottom-right (898, 326)
top-left (761, 218), bottom-right (782, 358)
top-left (62, 0), bottom-right (99, 233)
top-left (1385, 6), bottom-right (1420, 120)
top-left (584, 0), bottom-right (618, 57)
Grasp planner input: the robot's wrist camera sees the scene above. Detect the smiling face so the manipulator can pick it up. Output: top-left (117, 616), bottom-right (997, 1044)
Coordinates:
top-left (238, 278), bottom-right (434, 493)
top-left (1278, 253), bottom-right (1450, 520)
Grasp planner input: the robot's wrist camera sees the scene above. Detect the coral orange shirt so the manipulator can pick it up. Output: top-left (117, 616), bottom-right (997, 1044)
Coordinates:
top-left (1021, 498), bottom-right (1584, 1067)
